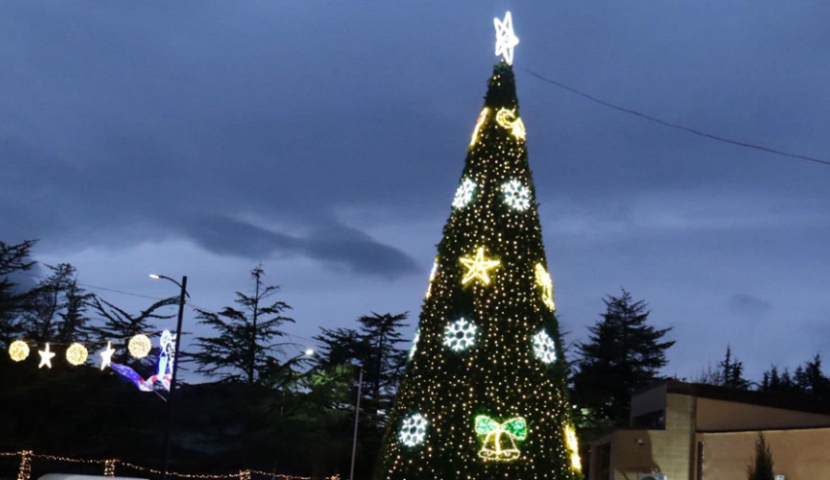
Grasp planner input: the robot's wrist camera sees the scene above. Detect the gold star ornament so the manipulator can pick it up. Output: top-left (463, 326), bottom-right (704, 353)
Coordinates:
top-left (460, 247), bottom-right (500, 285)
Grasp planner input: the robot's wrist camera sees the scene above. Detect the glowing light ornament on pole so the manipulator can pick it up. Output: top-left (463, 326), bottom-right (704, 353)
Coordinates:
top-left (66, 343), bottom-right (89, 366)
top-left (452, 178), bottom-right (477, 209)
top-left (129, 334), bottom-right (152, 359)
top-left (459, 246), bottom-right (500, 285)
top-left (475, 415), bottom-right (528, 462)
top-left (398, 413), bottom-right (427, 447)
top-left (8, 340), bottom-right (29, 362)
top-left (100, 342), bottom-right (116, 370)
top-left (38, 343), bottom-right (56, 369)
top-left (494, 11), bottom-right (519, 65)
top-left (502, 179), bottom-right (531, 211)
top-left (443, 318), bottom-right (477, 352)
top-left (111, 330), bottom-right (177, 392)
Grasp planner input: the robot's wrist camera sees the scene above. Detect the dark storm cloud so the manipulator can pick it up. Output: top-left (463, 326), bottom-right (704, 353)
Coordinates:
top-left (1, 0), bottom-right (829, 379)
top-left (728, 294), bottom-right (772, 318)
top-left (179, 214), bottom-right (419, 277)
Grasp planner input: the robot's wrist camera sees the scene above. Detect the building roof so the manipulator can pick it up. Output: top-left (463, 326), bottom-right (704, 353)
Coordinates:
top-left (639, 379), bottom-right (830, 416)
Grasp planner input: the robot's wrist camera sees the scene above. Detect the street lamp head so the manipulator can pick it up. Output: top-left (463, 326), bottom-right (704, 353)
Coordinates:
top-left (305, 348), bottom-right (315, 356)
top-left (149, 274), bottom-right (161, 279)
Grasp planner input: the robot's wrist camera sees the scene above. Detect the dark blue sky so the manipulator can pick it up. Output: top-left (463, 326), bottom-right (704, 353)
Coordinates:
top-left (2, 0), bottom-right (829, 381)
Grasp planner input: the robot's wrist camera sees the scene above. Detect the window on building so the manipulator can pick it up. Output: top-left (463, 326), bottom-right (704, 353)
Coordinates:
top-left (631, 410), bottom-right (665, 429)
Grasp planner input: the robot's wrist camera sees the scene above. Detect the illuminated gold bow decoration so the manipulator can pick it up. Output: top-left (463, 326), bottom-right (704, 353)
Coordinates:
top-left (475, 415), bottom-right (527, 462)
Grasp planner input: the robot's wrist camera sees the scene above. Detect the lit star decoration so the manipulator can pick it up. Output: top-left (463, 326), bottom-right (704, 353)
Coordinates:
top-left (494, 12), bottom-right (519, 65)
top-left (534, 263), bottom-right (556, 311)
top-left (495, 108), bottom-right (526, 140)
top-left (502, 179), bottom-right (531, 211)
top-left (66, 343), bottom-right (89, 366)
top-left (425, 260), bottom-right (439, 299)
top-left (38, 343), bottom-right (56, 369)
top-left (532, 330), bottom-right (557, 364)
top-left (470, 107), bottom-right (490, 146)
top-left (128, 334), bottom-right (152, 359)
top-left (408, 329), bottom-right (420, 361)
top-left (452, 178), bottom-right (477, 209)
top-left (475, 415), bottom-right (527, 462)
top-left (9, 340), bottom-right (29, 362)
top-left (565, 426), bottom-right (582, 471)
top-left (443, 318), bottom-right (478, 352)
top-left (459, 247), bottom-right (500, 285)
top-left (100, 342), bottom-right (115, 370)
top-left (399, 413), bottom-right (427, 447)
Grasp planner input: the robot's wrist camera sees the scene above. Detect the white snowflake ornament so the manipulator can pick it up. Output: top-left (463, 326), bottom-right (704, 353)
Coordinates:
top-left (532, 330), bottom-right (557, 364)
top-left (453, 178), bottom-right (477, 209)
top-left (502, 179), bottom-right (531, 211)
top-left (399, 413), bottom-right (428, 447)
top-left (443, 318), bottom-right (478, 352)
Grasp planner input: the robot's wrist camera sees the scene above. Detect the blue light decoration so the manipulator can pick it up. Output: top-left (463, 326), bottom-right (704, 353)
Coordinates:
top-left (111, 330), bottom-right (176, 393)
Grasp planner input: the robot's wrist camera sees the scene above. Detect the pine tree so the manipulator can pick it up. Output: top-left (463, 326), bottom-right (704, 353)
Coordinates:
top-left (571, 289), bottom-right (674, 425)
top-left (0, 239), bottom-right (37, 347)
top-left (192, 265), bottom-right (294, 385)
top-left (374, 60), bottom-right (582, 479)
top-left (747, 433), bottom-right (774, 480)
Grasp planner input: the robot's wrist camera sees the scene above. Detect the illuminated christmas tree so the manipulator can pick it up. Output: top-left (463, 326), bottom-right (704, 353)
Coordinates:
top-left (374, 12), bottom-right (582, 480)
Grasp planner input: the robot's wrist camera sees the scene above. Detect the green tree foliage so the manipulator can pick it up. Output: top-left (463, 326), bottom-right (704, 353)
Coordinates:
top-left (192, 265), bottom-right (294, 385)
top-left (747, 433), bottom-right (775, 480)
top-left (374, 62), bottom-right (581, 480)
top-left (761, 354), bottom-right (830, 398)
top-left (22, 263), bottom-right (94, 344)
top-left (90, 295), bottom-right (178, 365)
top-left (695, 346), bottom-right (751, 390)
top-left (572, 289), bottom-right (675, 426)
top-left (0, 239), bottom-right (37, 346)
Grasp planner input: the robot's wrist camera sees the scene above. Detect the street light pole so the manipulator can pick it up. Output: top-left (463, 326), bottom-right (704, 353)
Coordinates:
top-left (349, 367), bottom-right (363, 480)
top-left (151, 274), bottom-right (188, 480)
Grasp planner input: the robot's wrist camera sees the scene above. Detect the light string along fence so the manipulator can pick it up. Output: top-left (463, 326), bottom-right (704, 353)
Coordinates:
top-left (1, 451), bottom-right (341, 480)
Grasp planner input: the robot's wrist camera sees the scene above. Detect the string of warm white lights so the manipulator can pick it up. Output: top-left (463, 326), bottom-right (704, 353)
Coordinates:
top-left (0, 452), bottom-right (341, 480)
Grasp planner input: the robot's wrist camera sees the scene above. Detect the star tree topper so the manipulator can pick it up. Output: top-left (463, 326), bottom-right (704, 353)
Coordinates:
top-left (494, 12), bottom-right (520, 65)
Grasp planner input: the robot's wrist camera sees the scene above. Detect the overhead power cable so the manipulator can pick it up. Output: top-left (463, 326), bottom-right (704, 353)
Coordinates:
top-left (520, 67), bottom-right (830, 168)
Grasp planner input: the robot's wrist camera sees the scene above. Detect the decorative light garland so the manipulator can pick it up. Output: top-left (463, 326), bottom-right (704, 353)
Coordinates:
top-left (128, 334), bottom-right (152, 359)
top-left (399, 413), bottom-right (427, 447)
top-left (66, 343), bottom-right (89, 366)
top-left (442, 318), bottom-right (477, 352)
top-left (459, 246), bottom-right (500, 285)
top-left (475, 415), bottom-right (527, 461)
top-left (8, 340), bottom-right (29, 362)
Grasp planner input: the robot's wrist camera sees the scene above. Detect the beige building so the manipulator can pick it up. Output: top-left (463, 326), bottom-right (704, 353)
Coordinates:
top-left (589, 380), bottom-right (830, 480)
